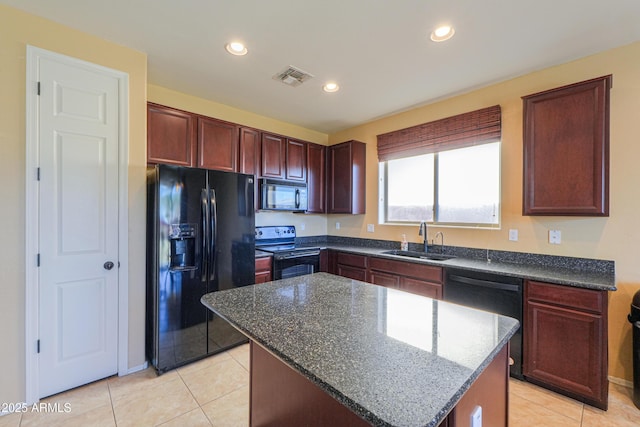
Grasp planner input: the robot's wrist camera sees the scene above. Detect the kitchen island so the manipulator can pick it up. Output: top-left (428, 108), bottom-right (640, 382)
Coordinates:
top-left (202, 273), bottom-right (519, 427)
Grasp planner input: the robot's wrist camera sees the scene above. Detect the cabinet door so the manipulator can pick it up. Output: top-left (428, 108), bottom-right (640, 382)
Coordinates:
top-left (307, 143), bottom-right (326, 213)
top-left (240, 127), bottom-right (260, 211)
top-left (327, 140), bottom-right (366, 214)
top-left (147, 103), bottom-right (196, 166)
top-left (261, 133), bottom-right (286, 179)
top-left (197, 117), bottom-right (238, 172)
top-left (369, 270), bottom-right (400, 289)
top-left (522, 75), bottom-right (611, 216)
top-left (524, 281), bottom-right (608, 409)
top-left (255, 271), bottom-right (272, 284)
top-left (327, 143), bottom-right (352, 213)
top-left (239, 127), bottom-right (260, 176)
top-left (286, 139), bottom-right (307, 181)
top-left (400, 277), bottom-right (442, 299)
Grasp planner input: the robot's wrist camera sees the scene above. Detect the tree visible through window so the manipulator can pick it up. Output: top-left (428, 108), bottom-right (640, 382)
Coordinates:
top-left (380, 142), bottom-right (500, 227)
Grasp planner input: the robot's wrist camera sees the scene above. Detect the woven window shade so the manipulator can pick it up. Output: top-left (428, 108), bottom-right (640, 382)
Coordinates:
top-left (377, 105), bottom-right (502, 161)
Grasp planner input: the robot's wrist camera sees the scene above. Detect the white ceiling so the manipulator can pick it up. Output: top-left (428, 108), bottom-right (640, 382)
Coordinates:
top-left (5, 0), bottom-right (640, 134)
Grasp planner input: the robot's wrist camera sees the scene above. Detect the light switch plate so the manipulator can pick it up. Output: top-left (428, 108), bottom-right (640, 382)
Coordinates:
top-left (549, 230), bottom-right (561, 244)
top-left (508, 229), bottom-right (518, 241)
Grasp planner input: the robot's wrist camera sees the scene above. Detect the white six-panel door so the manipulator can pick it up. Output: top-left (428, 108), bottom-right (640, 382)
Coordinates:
top-left (36, 53), bottom-right (120, 398)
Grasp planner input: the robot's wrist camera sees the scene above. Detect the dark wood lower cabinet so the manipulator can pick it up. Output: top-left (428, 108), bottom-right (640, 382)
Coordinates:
top-left (250, 341), bottom-right (508, 427)
top-left (255, 257), bottom-right (272, 284)
top-left (334, 252), bottom-right (368, 281)
top-left (337, 264), bottom-right (367, 281)
top-left (369, 270), bottom-right (400, 288)
top-left (326, 251), bottom-right (610, 410)
top-left (329, 250), bottom-right (444, 299)
top-left (369, 256), bottom-right (443, 299)
top-left (524, 280), bottom-right (608, 409)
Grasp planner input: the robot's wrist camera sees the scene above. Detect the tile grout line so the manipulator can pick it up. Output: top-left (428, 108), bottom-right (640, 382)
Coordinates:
top-left (106, 378), bottom-right (118, 427)
top-left (175, 367), bottom-right (214, 426)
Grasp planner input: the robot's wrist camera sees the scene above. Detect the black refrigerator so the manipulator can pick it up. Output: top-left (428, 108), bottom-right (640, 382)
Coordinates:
top-left (146, 164), bottom-right (255, 373)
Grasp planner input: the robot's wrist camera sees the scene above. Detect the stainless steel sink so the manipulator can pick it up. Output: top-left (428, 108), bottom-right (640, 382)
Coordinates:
top-left (381, 249), bottom-right (456, 261)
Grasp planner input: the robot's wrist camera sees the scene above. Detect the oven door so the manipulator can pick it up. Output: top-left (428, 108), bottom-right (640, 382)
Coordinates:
top-left (273, 250), bottom-right (320, 280)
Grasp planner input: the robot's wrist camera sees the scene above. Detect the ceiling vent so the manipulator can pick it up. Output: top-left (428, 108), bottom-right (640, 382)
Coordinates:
top-left (273, 66), bottom-right (314, 87)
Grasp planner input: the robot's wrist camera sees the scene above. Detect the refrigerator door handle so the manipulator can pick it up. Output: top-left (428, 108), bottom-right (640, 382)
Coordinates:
top-left (201, 188), bottom-right (209, 282)
top-left (209, 189), bottom-right (218, 282)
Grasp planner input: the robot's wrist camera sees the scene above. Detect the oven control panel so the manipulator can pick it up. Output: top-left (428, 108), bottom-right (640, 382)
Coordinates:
top-left (255, 225), bottom-right (296, 241)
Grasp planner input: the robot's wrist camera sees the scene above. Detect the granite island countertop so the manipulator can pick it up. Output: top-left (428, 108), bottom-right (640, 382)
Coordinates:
top-left (301, 243), bottom-right (615, 291)
top-left (202, 272), bottom-right (519, 427)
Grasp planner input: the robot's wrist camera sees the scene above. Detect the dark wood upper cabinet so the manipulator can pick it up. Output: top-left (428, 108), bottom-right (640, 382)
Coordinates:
top-left (522, 75), bottom-right (612, 216)
top-left (197, 117), bottom-right (239, 172)
top-left (306, 143), bottom-right (326, 213)
top-left (327, 140), bottom-right (366, 214)
top-left (147, 103), bottom-right (196, 167)
top-left (286, 139), bottom-right (307, 182)
top-left (261, 133), bottom-right (286, 179)
top-left (239, 127), bottom-right (260, 176)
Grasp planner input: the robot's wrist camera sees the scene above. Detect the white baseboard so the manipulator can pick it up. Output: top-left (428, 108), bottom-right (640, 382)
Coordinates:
top-left (120, 361), bottom-right (149, 376)
top-left (608, 375), bottom-right (633, 389)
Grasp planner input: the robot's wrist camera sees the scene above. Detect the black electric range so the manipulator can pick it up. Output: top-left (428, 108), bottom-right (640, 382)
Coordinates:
top-left (255, 226), bottom-right (320, 279)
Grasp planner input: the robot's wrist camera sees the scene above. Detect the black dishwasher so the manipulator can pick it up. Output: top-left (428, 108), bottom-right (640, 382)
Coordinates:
top-left (444, 268), bottom-right (523, 379)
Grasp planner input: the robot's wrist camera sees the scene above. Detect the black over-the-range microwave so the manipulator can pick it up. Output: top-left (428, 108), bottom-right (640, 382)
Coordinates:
top-left (259, 178), bottom-right (308, 212)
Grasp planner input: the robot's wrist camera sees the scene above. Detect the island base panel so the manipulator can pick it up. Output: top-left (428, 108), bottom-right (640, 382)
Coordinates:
top-left (250, 341), bottom-right (369, 427)
top-left (447, 344), bottom-right (509, 427)
top-left (249, 340), bottom-right (508, 427)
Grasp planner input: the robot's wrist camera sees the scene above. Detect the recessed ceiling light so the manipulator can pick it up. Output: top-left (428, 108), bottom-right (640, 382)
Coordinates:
top-left (225, 42), bottom-right (248, 56)
top-left (430, 25), bottom-right (455, 42)
top-left (323, 82), bottom-right (340, 93)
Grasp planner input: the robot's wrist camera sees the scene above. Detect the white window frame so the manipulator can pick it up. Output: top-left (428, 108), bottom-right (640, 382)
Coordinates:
top-left (378, 142), bottom-right (502, 229)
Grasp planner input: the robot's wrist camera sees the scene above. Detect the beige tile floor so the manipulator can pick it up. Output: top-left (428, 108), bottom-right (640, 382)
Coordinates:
top-left (1, 343), bottom-right (639, 426)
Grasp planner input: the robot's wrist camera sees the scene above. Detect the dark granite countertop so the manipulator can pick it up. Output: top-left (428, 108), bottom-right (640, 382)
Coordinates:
top-left (298, 243), bottom-right (616, 291)
top-left (202, 272), bottom-right (519, 427)
top-left (254, 249), bottom-right (272, 258)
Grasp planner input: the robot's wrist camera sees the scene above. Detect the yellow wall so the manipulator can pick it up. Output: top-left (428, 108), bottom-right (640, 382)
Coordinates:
top-left (329, 42), bottom-right (640, 382)
top-left (0, 5), bottom-right (147, 403)
top-left (148, 84), bottom-right (329, 236)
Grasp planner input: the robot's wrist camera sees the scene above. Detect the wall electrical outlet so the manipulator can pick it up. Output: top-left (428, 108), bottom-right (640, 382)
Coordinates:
top-left (367, 224), bottom-right (375, 233)
top-left (508, 229), bottom-right (518, 241)
top-left (470, 405), bottom-right (482, 427)
top-left (335, 222), bottom-right (341, 230)
top-left (549, 230), bottom-right (562, 244)
top-left (300, 223), bottom-right (305, 231)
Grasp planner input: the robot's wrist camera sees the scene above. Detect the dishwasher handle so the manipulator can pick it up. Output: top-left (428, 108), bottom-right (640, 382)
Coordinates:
top-left (447, 274), bottom-right (522, 293)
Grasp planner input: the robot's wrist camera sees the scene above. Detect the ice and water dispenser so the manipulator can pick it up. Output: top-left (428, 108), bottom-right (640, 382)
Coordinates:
top-left (169, 223), bottom-right (197, 271)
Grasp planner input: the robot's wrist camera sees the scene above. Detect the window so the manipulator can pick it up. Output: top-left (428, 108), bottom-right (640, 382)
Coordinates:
top-left (379, 142), bottom-right (500, 227)
top-left (377, 105), bottom-right (502, 228)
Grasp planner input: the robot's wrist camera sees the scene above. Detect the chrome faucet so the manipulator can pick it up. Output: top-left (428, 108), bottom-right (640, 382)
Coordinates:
top-left (434, 231), bottom-right (444, 253)
top-left (418, 221), bottom-right (428, 253)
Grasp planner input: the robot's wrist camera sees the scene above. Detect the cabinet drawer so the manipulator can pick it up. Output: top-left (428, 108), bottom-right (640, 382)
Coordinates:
top-left (337, 265), bottom-right (367, 282)
top-left (369, 271), bottom-right (400, 289)
top-left (255, 256), bottom-right (272, 272)
top-left (336, 252), bottom-right (367, 268)
top-left (526, 280), bottom-right (604, 313)
top-left (369, 257), bottom-right (442, 284)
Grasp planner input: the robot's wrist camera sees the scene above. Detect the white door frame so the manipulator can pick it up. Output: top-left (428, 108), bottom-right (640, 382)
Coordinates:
top-left (24, 45), bottom-right (130, 404)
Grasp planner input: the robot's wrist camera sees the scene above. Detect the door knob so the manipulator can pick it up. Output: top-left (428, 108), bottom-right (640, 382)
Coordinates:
top-left (104, 261), bottom-right (115, 270)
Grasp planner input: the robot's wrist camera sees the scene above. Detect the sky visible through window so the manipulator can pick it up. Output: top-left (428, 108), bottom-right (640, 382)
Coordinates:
top-left (384, 142), bottom-right (500, 225)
